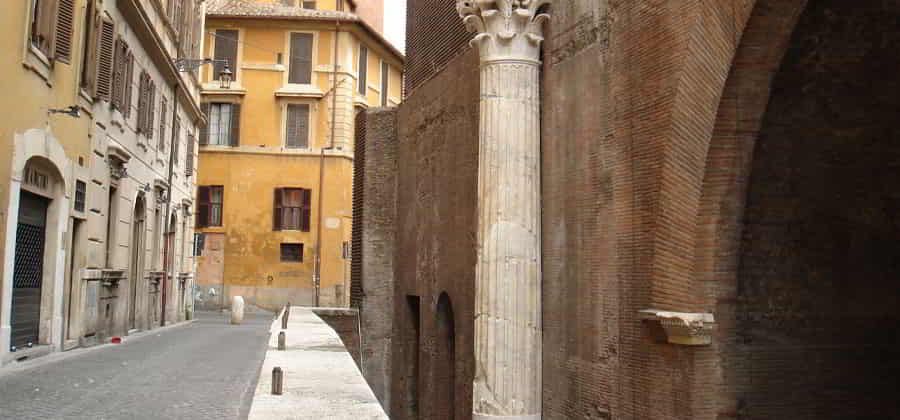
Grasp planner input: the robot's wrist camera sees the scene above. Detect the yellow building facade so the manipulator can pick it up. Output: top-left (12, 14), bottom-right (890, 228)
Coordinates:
top-left (196, 0), bottom-right (402, 310)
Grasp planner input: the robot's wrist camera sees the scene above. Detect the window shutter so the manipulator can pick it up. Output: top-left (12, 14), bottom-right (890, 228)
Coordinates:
top-left (289, 33), bottom-right (313, 84)
top-left (54, 0), bottom-right (76, 63)
top-left (95, 16), bottom-right (115, 101)
top-left (199, 103), bottom-right (210, 145)
top-left (147, 80), bottom-right (156, 138)
top-left (285, 104), bottom-right (309, 148)
top-left (173, 116), bottom-right (181, 164)
top-left (229, 103), bottom-right (241, 147)
top-left (136, 72), bottom-right (147, 133)
top-left (185, 134), bottom-right (194, 177)
top-left (159, 97), bottom-right (167, 150)
top-left (123, 50), bottom-right (134, 118)
top-left (197, 186), bottom-right (209, 228)
top-left (273, 188), bottom-right (283, 230)
top-left (301, 189), bottom-right (311, 232)
top-left (358, 45), bottom-right (367, 95)
top-left (111, 39), bottom-right (124, 110)
top-left (213, 30), bottom-right (238, 83)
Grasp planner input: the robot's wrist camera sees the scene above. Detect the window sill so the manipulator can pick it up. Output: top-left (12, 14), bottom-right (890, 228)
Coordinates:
top-left (22, 45), bottom-right (53, 85)
top-left (202, 85), bottom-right (247, 96)
top-left (275, 85), bottom-right (324, 99)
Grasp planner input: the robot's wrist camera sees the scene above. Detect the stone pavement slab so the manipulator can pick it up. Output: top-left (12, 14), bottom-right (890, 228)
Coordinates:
top-left (248, 307), bottom-right (387, 420)
top-left (0, 311), bottom-right (271, 420)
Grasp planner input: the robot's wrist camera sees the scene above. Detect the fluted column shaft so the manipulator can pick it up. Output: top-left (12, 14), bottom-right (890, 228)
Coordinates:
top-left (457, 2), bottom-right (549, 418)
top-left (473, 60), bottom-right (542, 419)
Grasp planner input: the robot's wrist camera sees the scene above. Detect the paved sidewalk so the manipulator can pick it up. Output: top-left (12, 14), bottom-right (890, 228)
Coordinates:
top-left (0, 311), bottom-right (272, 420)
top-left (248, 307), bottom-right (387, 420)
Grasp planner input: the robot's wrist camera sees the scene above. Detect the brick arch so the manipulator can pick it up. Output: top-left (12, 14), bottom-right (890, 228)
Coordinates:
top-left (686, 1), bottom-right (809, 417)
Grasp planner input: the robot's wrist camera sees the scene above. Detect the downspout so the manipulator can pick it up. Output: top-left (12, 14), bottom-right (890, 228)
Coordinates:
top-left (162, 82), bottom-right (179, 324)
top-left (313, 21), bottom-right (341, 308)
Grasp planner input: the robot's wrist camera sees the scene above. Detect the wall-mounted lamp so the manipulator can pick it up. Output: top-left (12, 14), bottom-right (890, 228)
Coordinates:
top-left (48, 105), bottom-right (80, 118)
top-left (174, 58), bottom-right (233, 89)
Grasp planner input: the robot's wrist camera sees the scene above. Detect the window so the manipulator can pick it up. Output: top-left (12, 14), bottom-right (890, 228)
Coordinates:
top-left (280, 243), bottom-right (304, 263)
top-left (203, 103), bottom-right (240, 146)
top-left (136, 71), bottom-right (156, 137)
top-left (159, 97), bottom-right (167, 150)
top-left (285, 104), bottom-right (310, 149)
top-left (185, 134), bottom-right (194, 177)
top-left (173, 116), bottom-right (181, 164)
top-left (302, 1), bottom-right (316, 9)
top-left (80, 0), bottom-right (99, 91)
top-left (74, 180), bottom-right (86, 213)
top-left (197, 186), bottom-right (223, 228)
top-left (381, 61), bottom-right (389, 107)
top-left (213, 29), bottom-right (238, 85)
top-left (288, 33), bottom-right (313, 85)
top-left (358, 45), bottom-right (368, 95)
top-left (273, 188), bottom-right (311, 231)
top-left (112, 38), bottom-right (134, 118)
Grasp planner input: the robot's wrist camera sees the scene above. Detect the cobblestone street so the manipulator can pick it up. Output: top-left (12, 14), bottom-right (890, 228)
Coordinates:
top-left (0, 312), bottom-right (271, 420)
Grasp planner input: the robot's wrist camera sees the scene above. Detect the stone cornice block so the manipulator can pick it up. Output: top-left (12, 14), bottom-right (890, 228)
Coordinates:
top-left (639, 309), bottom-right (715, 346)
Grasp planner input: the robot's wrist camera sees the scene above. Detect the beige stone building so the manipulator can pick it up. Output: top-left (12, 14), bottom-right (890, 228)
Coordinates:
top-left (0, 0), bottom-right (205, 365)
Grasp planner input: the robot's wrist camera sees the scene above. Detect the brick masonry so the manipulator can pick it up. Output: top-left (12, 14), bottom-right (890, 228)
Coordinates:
top-left (351, 108), bottom-right (399, 411)
top-left (354, 0), bottom-right (900, 418)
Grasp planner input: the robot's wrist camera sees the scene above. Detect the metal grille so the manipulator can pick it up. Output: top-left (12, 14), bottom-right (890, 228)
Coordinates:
top-left (13, 223), bottom-right (45, 288)
top-left (350, 110), bottom-right (366, 309)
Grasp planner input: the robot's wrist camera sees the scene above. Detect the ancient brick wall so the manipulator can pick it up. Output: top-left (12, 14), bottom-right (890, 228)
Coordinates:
top-left (404, 0), bottom-right (472, 95)
top-left (354, 108), bottom-right (399, 411)
top-left (391, 49), bottom-right (480, 420)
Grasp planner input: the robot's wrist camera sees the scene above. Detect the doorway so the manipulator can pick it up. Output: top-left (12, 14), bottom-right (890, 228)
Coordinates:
top-left (129, 194), bottom-right (146, 331)
top-left (11, 191), bottom-right (50, 348)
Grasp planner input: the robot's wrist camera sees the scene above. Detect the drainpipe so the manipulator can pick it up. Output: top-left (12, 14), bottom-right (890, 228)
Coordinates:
top-left (161, 82), bottom-right (179, 325)
top-left (313, 21), bottom-right (341, 307)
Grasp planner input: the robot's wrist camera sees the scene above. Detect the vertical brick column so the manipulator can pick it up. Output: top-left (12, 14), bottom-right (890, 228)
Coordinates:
top-left (458, 2), bottom-right (549, 418)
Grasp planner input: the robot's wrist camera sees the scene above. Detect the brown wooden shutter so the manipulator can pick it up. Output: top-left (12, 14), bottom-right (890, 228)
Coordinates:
top-left (147, 80), bottom-right (156, 138)
top-left (289, 33), bottom-right (313, 84)
top-left (301, 189), bottom-right (311, 232)
top-left (173, 116), bottom-right (181, 164)
top-left (111, 38), bottom-right (123, 110)
top-left (185, 134), bottom-right (194, 177)
top-left (123, 50), bottom-right (134, 118)
top-left (95, 16), bottom-right (115, 101)
top-left (229, 103), bottom-right (241, 147)
top-left (159, 97), bottom-right (167, 150)
top-left (273, 188), bottom-right (283, 230)
top-left (197, 186), bottom-right (209, 228)
top-left (285, 104), bottom-right (309, 148)
top-left (136, 72), bottom-right (147, 132)
top-left (213, 29), bottom-right (238, 82)
top-left (54, 0), bottom-right (76, 63)
top-left (80, 1), bottom-right (100, 93)
top-left (199, 103), bottom-right (210, 145)
top-left (358, 45), bottom-right (367, 95)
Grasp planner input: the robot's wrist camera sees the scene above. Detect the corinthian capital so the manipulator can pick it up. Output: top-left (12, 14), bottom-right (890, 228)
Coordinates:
top-left (457, 0), bottom-right (551, 64)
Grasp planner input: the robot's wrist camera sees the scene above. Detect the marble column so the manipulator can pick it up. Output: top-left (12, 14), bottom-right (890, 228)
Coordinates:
top-left (457, 1), bottom-right (550, 419)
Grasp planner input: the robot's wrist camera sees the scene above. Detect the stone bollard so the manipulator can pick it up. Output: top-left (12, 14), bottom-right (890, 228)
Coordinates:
top-left (278, 331), bottom-right (286, 350)
top-left (272, 367), bottom-right (284, 395)
top-left (281, 306), bottom-right (289, 330)
top-left (231, 296), bottom-right (245, 325)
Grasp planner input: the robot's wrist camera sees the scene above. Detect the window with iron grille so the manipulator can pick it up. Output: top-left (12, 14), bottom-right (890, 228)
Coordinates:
top-left (273, 188), bottom-right (311, 231)
top-left (280, 243), bottom-right (304, 262)
top-left (74, 180), bottom-right (86, 213)
top-left (196, 186), bottom-right (223, 228)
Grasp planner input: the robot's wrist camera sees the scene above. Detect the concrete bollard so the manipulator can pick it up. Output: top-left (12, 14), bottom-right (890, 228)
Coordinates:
top-left (278, 331), bottom-right (286, 350)
top-left (272, 367), bottom-right (284, 395)
top-left (231, 296), bottom-right (245, 325)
